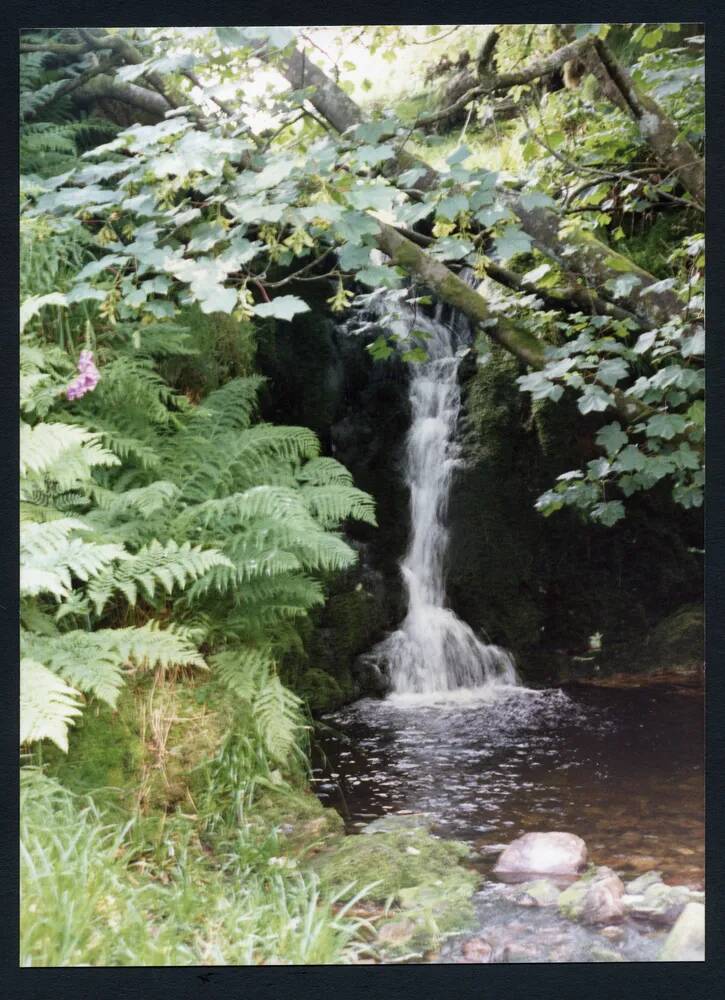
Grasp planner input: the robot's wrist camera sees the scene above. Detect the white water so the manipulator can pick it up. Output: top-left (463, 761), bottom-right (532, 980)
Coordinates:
top-left (362, 287), bottom-right (519, 695)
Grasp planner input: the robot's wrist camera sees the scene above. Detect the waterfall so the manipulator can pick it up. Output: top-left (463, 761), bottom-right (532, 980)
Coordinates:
top-left (358, 283), bottom-right (519, 695)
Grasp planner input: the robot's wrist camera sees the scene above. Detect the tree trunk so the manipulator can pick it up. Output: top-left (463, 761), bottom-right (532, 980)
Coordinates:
top-left (376, 222), bottom-right (652, 427)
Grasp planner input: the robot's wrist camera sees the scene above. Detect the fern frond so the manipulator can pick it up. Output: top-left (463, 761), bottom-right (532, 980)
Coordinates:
top-left (21, 422), bottom-right (120, 481)
top-left (211, 646), bottom-right (275, 701)
top-left (253, 674), bottom-right (304, 764)
top-left (296, 456), bottom-right (354, 486)
top-left (301, 484), bottom-right (377, 527)
top-left (20, 519), bottom-right (126, 600)
top-left (91, 480), bottom-right (180, 520)
top-left (183, 376), bottom-right (264, 435)
top-left (86, 539), bottom-right (233, 614)
top-left (20, 658), bottom-right (83, 752)
top-left (22, 622), bottom-right (205, 708)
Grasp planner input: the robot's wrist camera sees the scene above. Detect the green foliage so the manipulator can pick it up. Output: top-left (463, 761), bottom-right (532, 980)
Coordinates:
top-left (18, 21), bottom-right (705, 966)
top-left (20, 769), bottom-right (369, 966)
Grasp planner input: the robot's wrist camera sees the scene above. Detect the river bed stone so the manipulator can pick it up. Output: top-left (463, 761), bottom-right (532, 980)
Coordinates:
top-left (558, 867), bottom-right (626, 925)
top-left (658, 902), bottom-right (705, 961)
top-left (625, 882), bottom-right (695, 925)
top-left (493, 831), bottom-right (587, 880)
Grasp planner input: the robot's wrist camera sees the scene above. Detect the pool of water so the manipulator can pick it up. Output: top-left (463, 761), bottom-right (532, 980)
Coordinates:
top-left (311, 684), bottom-right (704, 889)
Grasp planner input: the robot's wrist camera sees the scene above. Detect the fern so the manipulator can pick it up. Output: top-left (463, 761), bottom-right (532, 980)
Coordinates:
top-left (86, 539), bottom-right (232, 613)
top-left (301, 484), bottom-right (377, 527)
top-left (22, 622), bottom-right (206, 710)
top-left (211, 649), bottom-right (306, 765)
top-left (20, 517), bottom-right (125, 600)
top-left (253, 675), bottom-right (304, 764)
top-left (20, 658), bottom-right (83, 752)
top-left (21, 422), bottom-right (119, 481)
top-left (19, 199), bottom-right (376, 762)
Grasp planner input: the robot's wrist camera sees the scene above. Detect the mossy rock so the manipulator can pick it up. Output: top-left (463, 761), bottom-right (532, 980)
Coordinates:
top-left (374, 876), bottom-right (479, 959)
top-left (252, 784), bottom-right (344, 850)
top-left (294, 668), bottom-right (346, 714)
top-left (308, 829), bottom-right (478, 903)
top-left (398, 878), bottom-right (478, 936)
top-left (647, 603), bottom-right (704, 670)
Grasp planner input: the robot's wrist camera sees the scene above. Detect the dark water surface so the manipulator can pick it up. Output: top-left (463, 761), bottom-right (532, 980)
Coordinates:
top-left (312, 685), bottom-right (704, 888)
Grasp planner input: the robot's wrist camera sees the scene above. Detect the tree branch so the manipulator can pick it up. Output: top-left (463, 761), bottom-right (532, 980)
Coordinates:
top-left (266, 44), bottom-right (689, 331)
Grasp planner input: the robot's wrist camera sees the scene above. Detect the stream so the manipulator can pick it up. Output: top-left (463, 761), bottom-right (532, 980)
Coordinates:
top-left (312, 684), bottom-right (704, 961)
top-left (313, 285), bottom-right (704, 962)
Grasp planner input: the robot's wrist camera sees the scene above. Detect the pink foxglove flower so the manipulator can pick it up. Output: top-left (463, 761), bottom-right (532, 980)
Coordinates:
top-left (66, 349), bottom-right (100, 401)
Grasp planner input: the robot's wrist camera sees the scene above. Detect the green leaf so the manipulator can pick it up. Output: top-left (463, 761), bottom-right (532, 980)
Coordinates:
top-left (616, 445), bottom-right (648, 472)
top-left (493, 226), bottom-right (533, 261)
top-left (334, 210), bottom-right (381, 244)
top-left (519, 191), bottom-right (556, 210)
top-left (634, 331), bottom-right (657, 354)
top-left (474, 206), bottom-right (512, 227)
top-left (368, 336), bottom-right (394, 360)
top-left (20, 293), bottom-right (67, 332)
top-left (337, 242), bottom-right (372, 270)
top-left (596, 422), bottom-right (628, 456)
top-left (350, 120), bottom-right (398, 143)
top-left (356, 265), bottom-right (402, 288)
top-left (646, 413), bottom-right (687, 440)
top-left (681, 327), bottom-right (705, 357)
top-left (578, 384), bottom-right (614, 414)
top-left (591, 500), bottom-right (625, 526)
top-left (254, 295), bottom-right (311, 321)
top-left (352, 144), bottom-right (396, 167)
top-left (446, 145), bottom-right (472, 166)
top-left (398, 167), bottom-right (426, 187)
top-left (347, 182), bottom-right (396, 212)
top-left (75, 254), bottom-right (128, 281)
top-left (597, 358), bottom-right (629, 387)
top-left (401, 347), bottom-right (428, 363)
top-left (517, 371), bottom-right (564, 402)
top-left (430, 237), bottom-right (474, 262)
top-left (436, 194), bottom-right (469, 219)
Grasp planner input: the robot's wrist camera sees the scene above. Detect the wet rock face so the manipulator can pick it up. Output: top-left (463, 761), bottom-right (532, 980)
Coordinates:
top-left (351, 652), bottom-right (390, 698)
top-left (447, 344), bottom-right (703, 684)
top-left (558, 867), bottom-right (626, 925)
top-left (625, 881), bottom-right (695, 926)
top-left (493, 832), bottom-right (588, 879)
top-left (659, 902), bottom-right (705, 961)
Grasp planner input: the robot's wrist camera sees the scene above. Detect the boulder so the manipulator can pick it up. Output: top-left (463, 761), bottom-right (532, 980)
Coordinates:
top-left (626, 871), bottom-right (663, 894)
top-left (351, 653), bottom-right (390, 696)
top-left (625, 882), bottom-right (693, 925)
top-left (512, 879), bottom-right (561, 907)
top-left (659, 902), bottom-right (705, 961)
top-left (493, 832), bottom-right (587, 879)
top-left (558, 867), bottom-right (626, 925)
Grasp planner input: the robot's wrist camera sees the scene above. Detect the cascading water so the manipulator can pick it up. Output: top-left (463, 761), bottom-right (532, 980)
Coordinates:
top-left (358, 283), bottom-right (518, 695)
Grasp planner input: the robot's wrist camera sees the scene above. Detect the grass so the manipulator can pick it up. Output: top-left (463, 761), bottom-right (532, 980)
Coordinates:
top-left (20, 767), bottom-right (371, 966)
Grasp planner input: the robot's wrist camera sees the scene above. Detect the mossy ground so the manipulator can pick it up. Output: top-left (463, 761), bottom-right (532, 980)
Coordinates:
top-left (306, 827), bottom-right (481, 958)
